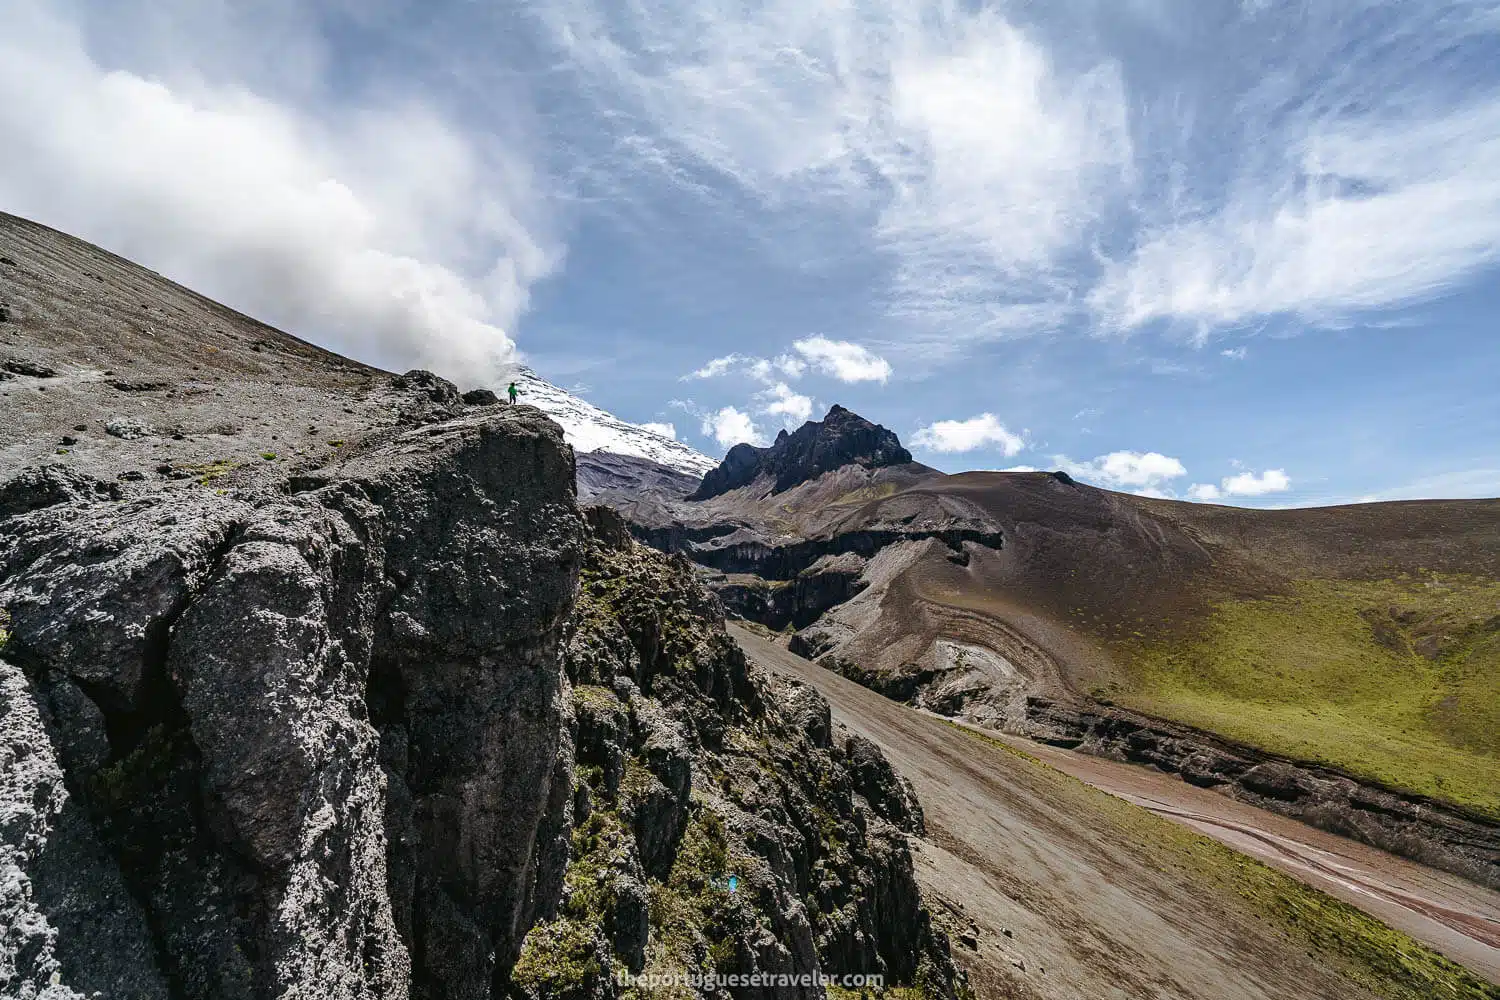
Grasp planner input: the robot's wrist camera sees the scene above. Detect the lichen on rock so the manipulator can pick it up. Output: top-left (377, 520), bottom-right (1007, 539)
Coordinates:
top-left (509, 506), bottom-right (958, 1000)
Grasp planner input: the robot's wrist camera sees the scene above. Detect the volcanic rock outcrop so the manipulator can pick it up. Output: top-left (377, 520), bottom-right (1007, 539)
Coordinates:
top-left (690, 406), bottom-right (912, 501)
top-left (0, 213), bottom-right (955, 1000)
top-left (0, 389), bottom-right (957, 1000)
top-left (1, 402), bottom-right (584, 1000)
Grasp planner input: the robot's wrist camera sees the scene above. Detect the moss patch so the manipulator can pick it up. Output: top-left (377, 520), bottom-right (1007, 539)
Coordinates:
top-left (572, 683), bottom-right (622, 712)
top-left (179, 459), bottom-right (239, 485)
top-left (632, 806), bottom-right (745, 984)
top-left (1113, 574), bottom-right (1500, 815)
top-left (510, 917), bottom-right (606, 998)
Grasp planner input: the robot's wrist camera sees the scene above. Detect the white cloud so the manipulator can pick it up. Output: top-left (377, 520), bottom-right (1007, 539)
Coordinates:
top-left (0, 1), bottom-right (555, 382)
top-left (757, 382), bottom-right (814, 426)
top-left (774, 354), bottom-right (807, 379)
top-left (686, 354), bottom-right (746, 379)
top-left (1000, 465), bottom-right (1039, 473)
top-left (912, 414), bottom-right (1025, 455)
top-left (1056, 451), bottom-right (1187, 493)
top-left (1222, 468), bottom-right (1291, 496)
top-left (791, 337), bottom-right (892, 383)
top-left (543, 1), bottom-right (1500, 353)
top-left (701, 406), bottom-right (765, 448)
top-left (638, 422), bottom-right (678, 440)
top-left (1188, 468), bottom-right (1292, 501)
top-left (876, 16), bottom-right (1130, 346)
top-left (1220, 347), bottom-right (1248, 361)
top-left (679, 342), bottom-right (872, 430)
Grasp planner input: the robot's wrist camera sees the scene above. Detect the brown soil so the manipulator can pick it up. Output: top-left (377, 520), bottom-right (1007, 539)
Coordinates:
top-left (731, 624), bottom-right (1500, 999)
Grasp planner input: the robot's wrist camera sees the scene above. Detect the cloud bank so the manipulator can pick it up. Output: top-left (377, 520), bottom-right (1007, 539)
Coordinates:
top-left (0, 1), bottom-right (556, 382)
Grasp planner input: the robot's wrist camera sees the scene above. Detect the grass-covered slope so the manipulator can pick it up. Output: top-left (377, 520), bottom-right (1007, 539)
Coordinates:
top-left (1110, 573), bottom-right (1500, 815)
top-left (819, 473), bottom-right (1500, 813)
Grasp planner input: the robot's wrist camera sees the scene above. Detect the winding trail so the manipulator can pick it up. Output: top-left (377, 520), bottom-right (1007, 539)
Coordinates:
top-left (729, 624), bottom-right (1500, 997)
top-left (1008, 733), bottom-right (1500, 978)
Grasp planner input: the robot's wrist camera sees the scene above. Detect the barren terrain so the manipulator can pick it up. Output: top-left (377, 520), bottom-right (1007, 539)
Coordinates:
top-left (732, 624), bottom-right (1500, 999)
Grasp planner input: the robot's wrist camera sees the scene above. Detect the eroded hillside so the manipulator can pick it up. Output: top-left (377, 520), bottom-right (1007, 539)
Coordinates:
top-left (587, 412), bottom-right (1500, 890)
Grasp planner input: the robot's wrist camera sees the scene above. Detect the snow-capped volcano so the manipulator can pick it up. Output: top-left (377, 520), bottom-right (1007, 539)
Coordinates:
top-left (501, 366), bottom-right (717, 477)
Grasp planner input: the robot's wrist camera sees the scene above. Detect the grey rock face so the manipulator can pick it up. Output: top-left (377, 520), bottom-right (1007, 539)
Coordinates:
top-left (0, 404), bottom-right (584, 1000)
top-left (0, 467), bottom-right (119, 519)
top-left (1, 360), bottom-right (953, 999)
top-left (462, 388), bottom-right (500, 407)
top-left (508, 516), bottom-right (958, 1000)
top-left (1, 658), bottom-right (167, 1000)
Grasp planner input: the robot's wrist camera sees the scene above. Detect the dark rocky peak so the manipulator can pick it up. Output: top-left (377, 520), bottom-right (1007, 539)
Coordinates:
top-left (691, 404), bottom-right (912, 500)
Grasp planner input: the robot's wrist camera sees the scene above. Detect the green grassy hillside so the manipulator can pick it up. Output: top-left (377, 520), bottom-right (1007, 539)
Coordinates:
top-left (1112, 573), bottom-right (1500, 816)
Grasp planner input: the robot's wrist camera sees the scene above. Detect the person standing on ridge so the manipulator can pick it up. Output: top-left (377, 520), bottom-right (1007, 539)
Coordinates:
top-left (508, 381), bottom-right (519, 405)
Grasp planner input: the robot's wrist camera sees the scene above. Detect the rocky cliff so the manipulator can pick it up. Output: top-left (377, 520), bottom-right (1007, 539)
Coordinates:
top-left (690, 407), bottom-right (913, 501)
top-left (1, 399), bottom-right (584, 1000)
top-left (0, 214), bottom-right (954, 1000)
top-left (511, 507), bottom-right (956, 999)
top-left (0, 383), bottom-right (955, 1000)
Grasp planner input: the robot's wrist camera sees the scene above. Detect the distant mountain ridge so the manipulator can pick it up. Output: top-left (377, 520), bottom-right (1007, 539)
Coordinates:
top-left (583, 404), bottom-right (1500, 889)
top-left (504, 365), bottom-right (717, 477)
top-left (691, 404), bottom-right (913, 500)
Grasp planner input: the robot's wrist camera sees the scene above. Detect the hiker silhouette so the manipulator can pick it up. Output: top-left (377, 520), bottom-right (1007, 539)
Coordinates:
top-left (508, 382), bottom-right (518, 404)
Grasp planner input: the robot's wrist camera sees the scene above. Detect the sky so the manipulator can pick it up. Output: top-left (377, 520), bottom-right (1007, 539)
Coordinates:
top-left (2, 0), bottom-right (1498, 506)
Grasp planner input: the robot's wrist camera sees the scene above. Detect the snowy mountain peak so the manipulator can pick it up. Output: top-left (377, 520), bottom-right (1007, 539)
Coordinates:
top-left (500, 366), bottom-right (717, 478)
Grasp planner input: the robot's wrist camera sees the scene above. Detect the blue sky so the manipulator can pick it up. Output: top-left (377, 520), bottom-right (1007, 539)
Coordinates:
top-left (2, 0), bottom-right (1499, 505)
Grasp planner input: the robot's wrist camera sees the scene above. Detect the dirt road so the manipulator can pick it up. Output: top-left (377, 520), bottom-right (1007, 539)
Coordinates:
top-left (1008, 732), bottom-right (1500, 981)
top-left (729, 624), bottom-right (1500, 999)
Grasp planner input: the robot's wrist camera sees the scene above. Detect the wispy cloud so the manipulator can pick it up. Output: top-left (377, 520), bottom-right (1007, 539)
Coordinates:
top-left (686, 340), bottom-right (889, 385)
top-left (0, 1), bottom-right (556, 382)
top-left (537, 0), bottom-right (1500, 356)
top-left (685, 354), bottom-right (748, 380)
top-left (534, 0), bottom-right (1129, 352)
top-left (1091, 4), bottom-right (1500, 339)
top-left (912, 414), bottom-right (1025, 455)
top-left (679, 338), bottom-right (886, 433)
top-left (1352, 467), bottom-right (1500, 503)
